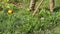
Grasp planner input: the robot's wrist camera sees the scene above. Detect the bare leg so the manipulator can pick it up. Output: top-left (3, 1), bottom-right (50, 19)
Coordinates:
top-left (50, 0), bottom-right (55, 12)
top-left (29, 0), bottom-right (36, 11)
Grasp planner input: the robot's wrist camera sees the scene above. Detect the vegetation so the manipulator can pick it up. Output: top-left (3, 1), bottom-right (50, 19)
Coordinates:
top-left (0, 0), bottom-right (60, 34)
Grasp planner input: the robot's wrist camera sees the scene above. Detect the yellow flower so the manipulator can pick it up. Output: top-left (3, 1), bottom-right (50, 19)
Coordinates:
top-left (8, 10), bottom-right (13, 14)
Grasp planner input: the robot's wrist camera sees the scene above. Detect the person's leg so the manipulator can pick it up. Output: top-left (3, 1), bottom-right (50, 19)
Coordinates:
top-left (50, 0), bottom-right (55, 12)
top-left (29, 0), bottom-right (36, 11)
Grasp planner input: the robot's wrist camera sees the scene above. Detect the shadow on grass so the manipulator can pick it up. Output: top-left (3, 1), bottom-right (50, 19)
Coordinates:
top-left (44, 6), bottom-right (60, 12)
top-left (45, 8), bottom-right (50, 11)
top-left (54, 6), bottom-right (60, 12)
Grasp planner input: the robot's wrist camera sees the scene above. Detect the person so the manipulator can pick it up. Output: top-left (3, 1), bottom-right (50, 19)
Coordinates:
top-left (30, 0), bottom-right (55, 12)
top-left (29, 0), bottom-right (36, 11)
top-left (50, 0), bottom-right (55, 12)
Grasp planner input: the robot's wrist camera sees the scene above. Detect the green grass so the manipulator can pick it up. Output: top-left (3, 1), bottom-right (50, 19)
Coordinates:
top-left (0, 0), bottom-right (60, 34)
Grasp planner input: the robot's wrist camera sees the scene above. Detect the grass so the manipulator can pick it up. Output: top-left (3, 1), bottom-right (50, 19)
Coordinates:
top-left (0, 0), bottom-right (60, 34)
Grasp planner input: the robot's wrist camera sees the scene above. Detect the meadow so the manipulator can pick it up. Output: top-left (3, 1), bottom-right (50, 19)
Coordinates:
top-left (0, 0), bottom-right (60, 34)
